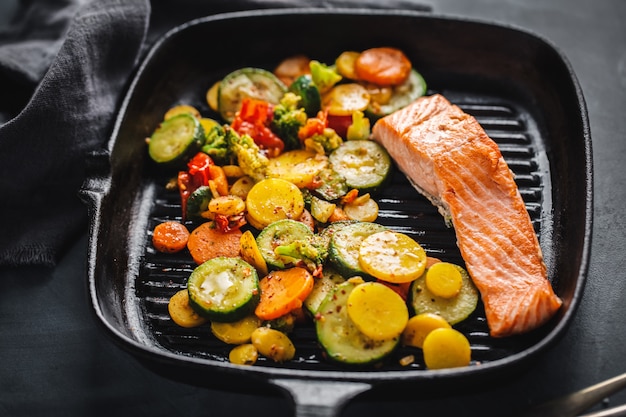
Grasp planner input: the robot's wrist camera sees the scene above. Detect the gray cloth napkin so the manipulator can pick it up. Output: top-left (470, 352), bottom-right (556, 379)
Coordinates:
top-left (0, 0), bottom-right (429, 268)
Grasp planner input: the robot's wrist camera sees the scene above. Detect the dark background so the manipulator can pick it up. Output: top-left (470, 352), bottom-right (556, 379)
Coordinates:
top-left (1, 0), bottom-right (625, 416)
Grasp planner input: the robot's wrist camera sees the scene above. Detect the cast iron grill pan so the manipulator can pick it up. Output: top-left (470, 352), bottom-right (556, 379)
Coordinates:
top-left (137, 94), bottom-right (544, 371)
top-left (81, 8), bottom-right (591, 415)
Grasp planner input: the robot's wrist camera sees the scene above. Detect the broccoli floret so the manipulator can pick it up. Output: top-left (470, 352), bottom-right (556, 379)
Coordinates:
top-left (274, 235), bottom-right (328, 276)
top-left (201, 124), bottom-right (232, 164)
top-left (346, 110), bottom-right (371, 141)
top-left (271, 92), bottom-right (308, 150)
top-left (309, 60), bottom-right (342, 93)
top-left (228, 129), bottom-right (269, 183)
top-left (304, 127), bottom-right (343, 155)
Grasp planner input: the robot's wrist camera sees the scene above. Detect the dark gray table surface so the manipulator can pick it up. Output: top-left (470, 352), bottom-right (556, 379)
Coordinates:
top-left (1, 0), bottom-right (625, 416)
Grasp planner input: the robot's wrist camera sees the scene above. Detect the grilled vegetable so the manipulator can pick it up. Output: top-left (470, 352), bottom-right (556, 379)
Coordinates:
top-left (422, 328), bottom-right (471, 369)
top-left (167, 289), bottom-right (208, 328)
top-left (289, 75), bottom-right (321, 117)
top-left (229, 344), bottom-right (258, 365)
top-left (402, 313), bottom-right (451, 349)
top-left (358, 230), bottom-right (427, 283)
top-left (186, 185), bottom-right (213, 221)
top-left (343, 193), bottom-right (379, 222)
top-left (303, 268), bottom-right (345, 314)
top-left (354, 47), bottom-right (412, 86)
top-left (240, 230), bottom-right (269, 276)
top-left (409, 263), bottom-right (479, 325)
top-left (315, 280), bottom-right (399, 365)
top-left (328, 140), bottom-right (392, 192)
top-left (250, 326), bottom-right (296, 362)
top-left (187, 221), bottom-right (242, 265)
top-left (266, 149), bottom-right (328, 188)
top-left (322, 83), bottom-right (370, 116)
top-left (270, 92), bottom-right (308, 149)
top-left (147, 113), bottom-right (205, 168)
top-left (246, 178), bottom-right (305, 229)
top-left (254, 267), bottom-right (314, 321)
top-left (187, 257), bottom-right (260, 322)
top-left (152, 221), bottom-right (190, 253)
top-left (346, 281), bottom-right (409, 340)
top-left (328, 221), bottom-right (387, 278)
top-left (256, 219), bottom-right (313, 269)
top-left (365, 69), bottom-right (427, 119)
top-left (211, 314), bottom-right (261, 344)
top-left (218, 67), bottom-right (287, 123)
top-left (334, 51), bottom-right (360, 80)
top-left (309, 60), bottom-right (341, 93)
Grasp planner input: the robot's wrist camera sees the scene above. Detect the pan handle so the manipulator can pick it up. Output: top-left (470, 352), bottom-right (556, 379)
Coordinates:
top-left (271, 378), bottom-right (372, 417)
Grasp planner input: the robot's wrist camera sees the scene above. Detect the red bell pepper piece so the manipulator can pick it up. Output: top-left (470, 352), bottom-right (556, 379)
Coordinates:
top-left (231, 97), bottom-right (284, 154)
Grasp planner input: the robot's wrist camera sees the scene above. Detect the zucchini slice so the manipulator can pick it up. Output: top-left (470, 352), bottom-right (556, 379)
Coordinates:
top-left (218, 67), bottom-right (287, 122)
top-left (187, 257), bottom-right (260, 322)
top-left (328, 221), bottom-right (387, 279)
top-left (256, 219), bottom-right (314, 269)
top-left (303, 268), bottom-right (346, 315)
top-left (409, 264), bottom-right (479, 325)
top-left (315, 281), bottom-right (399, 365)
top-left (365, 69), bottom-right (427, 120)
top-left (328, 140), bottom-right (392, 193)
top-left (148, 113), bottom-right (205, 168)
top-left (186, 185), bottom-right (213, 221)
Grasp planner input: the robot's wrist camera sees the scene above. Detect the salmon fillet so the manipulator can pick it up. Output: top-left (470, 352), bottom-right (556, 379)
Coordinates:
top-left (372, 94), bottom-right (562, 337)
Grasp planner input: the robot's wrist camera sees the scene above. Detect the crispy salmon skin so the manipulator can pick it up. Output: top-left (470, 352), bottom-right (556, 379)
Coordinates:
top-left (372, 94), bottom-right (562, 337)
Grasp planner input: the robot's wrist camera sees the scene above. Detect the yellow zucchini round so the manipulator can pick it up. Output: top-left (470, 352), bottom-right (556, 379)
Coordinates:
top-left (239, 230), bottom-right (269, 276)
top-left (245, 178), bottom-right (305, 229)
top-left (425, 262), bottom-right (463, 299)
top-left (229, 344), bottom-right (258, 365)
top-left (211, 314), bottom-right (261, 344)
top-left (422, 327), bottom-right (471, 369)
top-left (346, 281), bottom-right (409, 340)
top-left (335, 51), bottom-right (361, 80)
top-left (266, 149), bottom-right (329, 188)
top-left (358, 230), bottom-right (427, 283)
top-left (402, 312), bottom-right (451, 349)
top-left (167, 289), bottom-right (208, 328)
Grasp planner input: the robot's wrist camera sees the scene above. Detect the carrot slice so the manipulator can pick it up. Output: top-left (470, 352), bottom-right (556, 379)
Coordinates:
top-left (187, 221), bottom-right (243, 264)
top-left (354, 47), bottom-right (412, 86)
top-left (255, 267), bottom-right (314, 321)
top-left (152, 221), bottom-right (190, 253)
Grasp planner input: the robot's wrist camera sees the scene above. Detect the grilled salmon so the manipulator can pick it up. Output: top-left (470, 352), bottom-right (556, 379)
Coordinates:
top-left (372, 94), bottom-right (562, 337)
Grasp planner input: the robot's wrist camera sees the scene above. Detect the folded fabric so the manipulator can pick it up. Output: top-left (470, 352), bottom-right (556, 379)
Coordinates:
top-left (0, 0), bottom-right (430, 268)
top-left (0, 0), bottom-right (150, 267)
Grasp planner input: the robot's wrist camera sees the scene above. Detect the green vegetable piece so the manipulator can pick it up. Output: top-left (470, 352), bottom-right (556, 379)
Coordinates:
top-left (329, 140), bottom-right (392, 193)
top-left (148, 113), bottom-right (205, 168)
top-left (271, 92), bottom-right (308, 150)
top-left (409, 264), bottom-right (479, 325)
top-left (309, 60), bottom-right (342, 94)
top-left (289, 75), bottom-right (321, 116)
top-left (229, 130), bottom-right (269, 183)
top-left (201, 124), bottom-right (232, 164)
top-left (218, 67), bottom-right (287, 123)
top-left (187, 257), bottom-right (260, 322)
top-left (346, 110), bottom-right (371, 141)
top-left (316, 281), bottom-right (399, 365)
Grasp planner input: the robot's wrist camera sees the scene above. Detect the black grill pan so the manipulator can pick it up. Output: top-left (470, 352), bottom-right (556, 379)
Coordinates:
top-left (80, 8), bottom-right (592, 416)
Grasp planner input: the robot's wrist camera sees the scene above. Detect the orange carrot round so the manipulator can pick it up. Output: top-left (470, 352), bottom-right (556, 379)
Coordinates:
top-left (355, 47), bottom-right (412, 86)
top-left (255, 267), bottom-right (314, 321)
top-left (187, 221), bottom-right (242, 264)
top-left (152, 221), bottom-right (190, 253)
